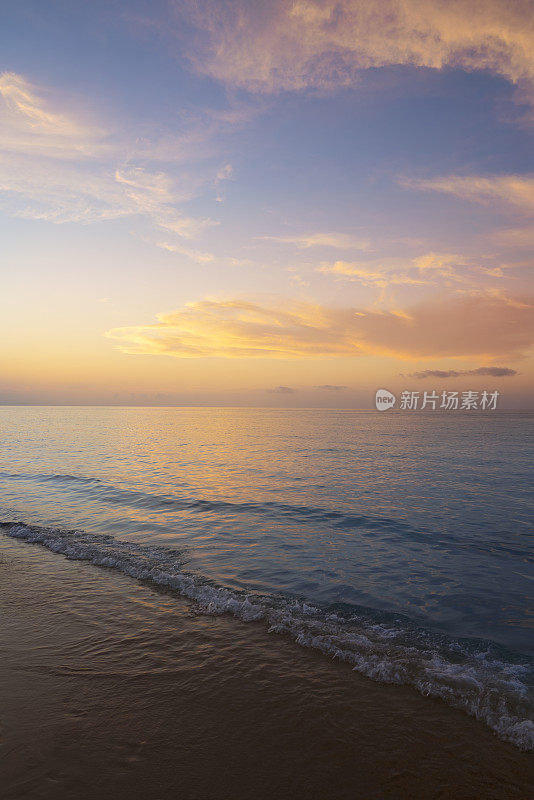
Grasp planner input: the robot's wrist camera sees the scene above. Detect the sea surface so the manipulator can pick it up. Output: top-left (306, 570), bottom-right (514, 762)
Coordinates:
top-left (0, 406), bottom-right (532, 749)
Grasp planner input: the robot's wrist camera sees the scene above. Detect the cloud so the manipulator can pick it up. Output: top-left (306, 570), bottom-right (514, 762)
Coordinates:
top-left (408, 367), bottom-right (518, 378)
top-left (155, 213), bottom-right (217, 239)
top-left (0, 73), bottom-right (218, 246)
top-left (213, 162), bottom-right (234, 202)
top-left (114, 166), bottom-right (216, 236)
top-left (0, 153), bottom-right (213, 234)
top-left (403, 174), bottom-right (534, 215)
top-left (0, 71), bottom-right (105, 159)
top-left (317, 260), bottom-right (427, 288)
top-left (263, 232), bottom-right (371, 250)
top-left (413, 252), bottom-right (470, 273)
top-left (288, 271), bottom-right (311, 288)
top-left (494, 225), bottom-right (534, 247)
top-left (268, 385), bottom-right (295, 393)
top-left (155, 241), bottom-right (215, 264)
top-left (317, 251), bottom-right (488, 289)
top-left (182, 0), bottom-right (534, 100)
top-left (215, 163), bottom-right (233, 183)
top-left (106, 292), bottom-right (534, 361)
top-left (0, 154), bottom-right (124, 223)
top-left (314, 384), bottom-right (348, 390)
top-left (471, 366), bottom-right (518, 376)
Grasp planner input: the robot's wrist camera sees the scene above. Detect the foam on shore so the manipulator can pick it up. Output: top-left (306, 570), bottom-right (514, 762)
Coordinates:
top-left (2, 520), bottom-right (533, 751)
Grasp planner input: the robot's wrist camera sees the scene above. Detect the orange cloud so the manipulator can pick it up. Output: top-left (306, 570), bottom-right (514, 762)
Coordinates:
top-left (183, 0), bottom-right (534, 97)
top-left (106, 293), bottom-right (534, 360)
top-left (263, 232), bottom-right (371, 249)
top-left (403, 174), bottom-right (534, 215)
top-left (317, 260), bottom-right (428, 288)
top-left (317, 252), bottom-right (490, 289)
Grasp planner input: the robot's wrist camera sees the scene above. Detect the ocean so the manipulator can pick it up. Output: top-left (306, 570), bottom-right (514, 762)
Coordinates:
top-left (1, 406), bottom-right (532, 752)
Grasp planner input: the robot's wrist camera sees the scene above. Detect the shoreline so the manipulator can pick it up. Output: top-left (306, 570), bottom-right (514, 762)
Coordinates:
top-left (3, 519), bottom-right (533, 752)
top-left (1, 534), bottom-right (532, 800)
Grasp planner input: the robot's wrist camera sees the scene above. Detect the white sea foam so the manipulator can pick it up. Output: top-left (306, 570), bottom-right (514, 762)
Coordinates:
top-left (3, 521), bottom-right (533, 751)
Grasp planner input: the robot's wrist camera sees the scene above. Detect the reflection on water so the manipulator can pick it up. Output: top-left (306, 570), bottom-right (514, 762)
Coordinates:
top-left (0, 407), bottom-right (531, 650)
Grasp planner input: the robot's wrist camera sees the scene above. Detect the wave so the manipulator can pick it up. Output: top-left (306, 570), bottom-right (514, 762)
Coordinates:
top-left (0, 471), bottom-right (412, 530)
top-left (1, 472), bottom-right (525, 558)
top-left (0, 471), bottom-right (102, 485)
top-left (1, 520), bottom-right (533, 751)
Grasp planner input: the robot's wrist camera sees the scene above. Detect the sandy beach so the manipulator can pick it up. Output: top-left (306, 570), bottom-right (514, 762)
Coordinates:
top-left (1, 533), bottom-right (532, 800)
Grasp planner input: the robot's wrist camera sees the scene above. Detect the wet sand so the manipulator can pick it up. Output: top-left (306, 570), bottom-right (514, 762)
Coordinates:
top-left (0, 534), bottom-right (532, 800)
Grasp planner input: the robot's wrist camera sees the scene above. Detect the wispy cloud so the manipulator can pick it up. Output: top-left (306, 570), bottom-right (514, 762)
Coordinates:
top-left (263, 232), bottom-right (371, 250)
top-left (0, 71), bottom-right (106, 158)
top-left (106, 292), bottom-right (534, 361)
top-left (0, 72), bottom-right (221, 248)
top-left (316, 251), bottom-right (493, 290)
top-left (215, 163), bottom-right (233, 183)
top-left (317, 260), bottom-right (427, 288)
top-left (0, 153), bottom-right (213, 233)
top-left (314, 384), bottom-right (348, 390)
top-left (494, 225), bottom-right (534, 247)
top-left (267, 385), bottom-right (295, 394)
top-left (213, 162), bottom-right (234, 202)
top-left (155, 240), bottom-right (215, 264)
top-left (413, 252), bottom-right (470, 273)
top-left (407, 367), bottom-right (518, 379)
top-left (403, 174), bottom-right (534, 215)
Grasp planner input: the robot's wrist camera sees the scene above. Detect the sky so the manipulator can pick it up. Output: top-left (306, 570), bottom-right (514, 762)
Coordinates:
top-left (1, 0), bottom-right (533, 407)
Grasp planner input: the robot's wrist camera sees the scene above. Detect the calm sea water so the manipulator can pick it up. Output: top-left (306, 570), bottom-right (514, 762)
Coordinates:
top-left (1, 407), bottom-right (532, 748)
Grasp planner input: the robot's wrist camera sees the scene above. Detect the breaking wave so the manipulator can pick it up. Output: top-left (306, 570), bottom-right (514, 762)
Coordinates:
top-left (2, 520), bottom-right (533, 751)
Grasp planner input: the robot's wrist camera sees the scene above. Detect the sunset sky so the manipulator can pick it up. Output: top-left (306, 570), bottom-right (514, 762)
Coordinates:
top-left (1, 0), bottom-right (533, 407)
